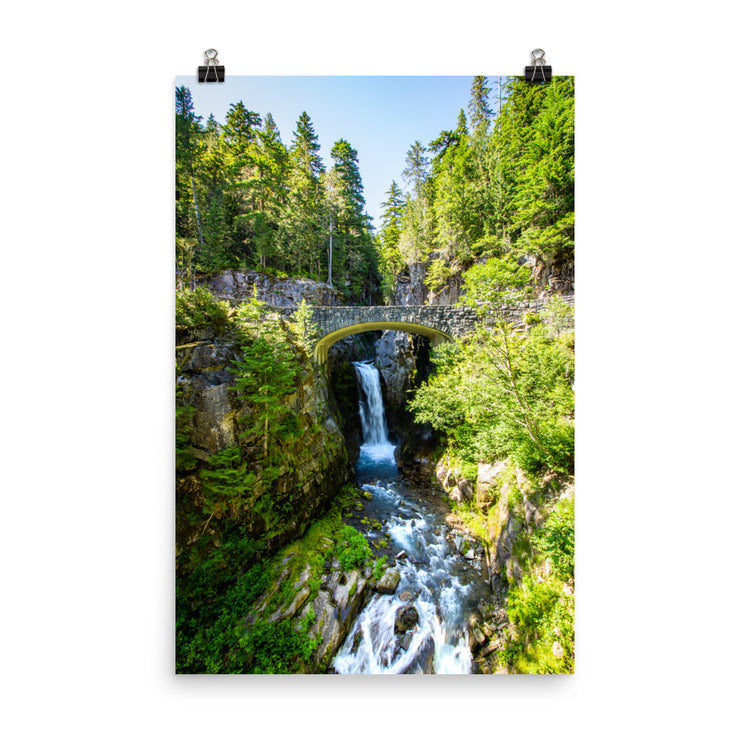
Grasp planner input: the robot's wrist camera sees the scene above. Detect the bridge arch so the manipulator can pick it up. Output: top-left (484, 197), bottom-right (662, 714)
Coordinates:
top-left (313, 321), bottom-right (452, 365)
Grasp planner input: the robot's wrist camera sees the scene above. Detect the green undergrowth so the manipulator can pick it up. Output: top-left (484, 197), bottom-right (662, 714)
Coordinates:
top-left (504, 579), bottom-right (574, 674)
top-left (500, 485), bottom-right (575, 674)
top-left (176, 286), bottom-right (232, 332)
top-left (176, 483), bottom-right (382, 674)
top-left (441, 451), bottom-right (575, 674)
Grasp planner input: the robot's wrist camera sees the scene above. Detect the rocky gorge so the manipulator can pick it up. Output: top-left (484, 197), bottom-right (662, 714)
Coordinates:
top-left (176, 268), bottom-right (573, 674)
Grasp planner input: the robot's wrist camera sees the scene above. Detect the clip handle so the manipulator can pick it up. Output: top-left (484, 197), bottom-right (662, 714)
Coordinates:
top-left (525, 48), bottom-right (551, 83)
top-left (198, 48), bottom-right (225, 83)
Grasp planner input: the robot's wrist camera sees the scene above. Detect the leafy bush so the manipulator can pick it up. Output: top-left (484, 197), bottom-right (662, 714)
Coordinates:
top-left (458, 256), bottom-right (531, 310)
top-left (289, 299), bottom-right (319, 355)
top-left (237, 619), bottom-right (312, 674)
top-left (176, 488), bottom-right (378, 674)
top-left (409, 306), bottom-right (574, 475)
top-left (175, 384), bottom-right (196, 472)
top-left (425, 258), bottom-right (453, 292)
top-left (199, 446), bottom-right (257, 517)
top-left (175, 286), bottom-right (231, 331)
top-left (505, 577), bottom-right (574, 674)
top-left (535, 492), bottom-right (574, 581)
top-left (335, 525), bottom-right (373, 570)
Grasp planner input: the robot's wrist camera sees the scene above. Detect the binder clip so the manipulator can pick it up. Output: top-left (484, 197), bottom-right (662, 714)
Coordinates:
top-left (198, 49), bottom-right (224, 83)
top-left (525, 49), bottom-right (551, 83)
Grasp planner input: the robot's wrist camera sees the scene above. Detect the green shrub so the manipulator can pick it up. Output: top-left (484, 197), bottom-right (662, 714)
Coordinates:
top-left (535, 492), bottom-right (575, 581)
top-left (505, 576), bottom-right (574, 674)
top-left (335, 525), bottom-right (373, 570)
top-left (175, 384), bottom-right (196, 472)
top-left (176, 286), bottom-right (231, 331)
top-left (236, 619), bottom-right (312, 674)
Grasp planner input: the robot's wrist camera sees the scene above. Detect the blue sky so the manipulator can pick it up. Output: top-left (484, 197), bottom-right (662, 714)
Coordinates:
top-left (175, 76), bottom-right (485, 230)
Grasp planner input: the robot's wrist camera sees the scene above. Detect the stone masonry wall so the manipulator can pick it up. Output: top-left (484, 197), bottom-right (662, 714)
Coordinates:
top-left (274, 294), bottom-right (575, 346)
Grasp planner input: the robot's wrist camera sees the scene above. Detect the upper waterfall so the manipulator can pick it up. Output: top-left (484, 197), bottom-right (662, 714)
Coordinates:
top-left (354, 362), bottom-right (390, 446)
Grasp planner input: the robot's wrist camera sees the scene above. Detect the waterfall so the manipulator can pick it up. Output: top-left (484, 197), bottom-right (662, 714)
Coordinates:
top-left (333, 361), bottom-right (484, 674)
top-left (354, 362), bottom-right (389, 446)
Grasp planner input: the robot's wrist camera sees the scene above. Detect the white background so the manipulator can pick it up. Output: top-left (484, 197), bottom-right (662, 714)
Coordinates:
top-left (2, 1), bottom-right (749, 747)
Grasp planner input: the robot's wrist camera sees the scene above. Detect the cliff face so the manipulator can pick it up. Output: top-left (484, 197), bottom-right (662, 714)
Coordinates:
top-left (176, 315), bottom-right (352, 568)
top-left (430, 452), bottom-right (574, 673)
top-left (196, 269), bottom-right (343, 308)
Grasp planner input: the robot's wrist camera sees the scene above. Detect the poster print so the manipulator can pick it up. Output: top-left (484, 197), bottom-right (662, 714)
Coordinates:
top-left (175, 75), bottom-right (574, 674)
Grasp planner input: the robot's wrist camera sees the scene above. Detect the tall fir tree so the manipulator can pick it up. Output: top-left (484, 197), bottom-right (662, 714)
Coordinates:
top-left (175, 86), bottom-right (205, 281)
top-left (377, 181), bottom-right (406, 296)
top-left (282, 112), bottom-right (325, 276)
top-left (402, 141), bottom-right (429, 198)
top-left (330, 139), bottom-right (379, 301)
top-left (468, 76), bottom-right (493, 135)
top-left (291, 111), bottom-right (324, 176)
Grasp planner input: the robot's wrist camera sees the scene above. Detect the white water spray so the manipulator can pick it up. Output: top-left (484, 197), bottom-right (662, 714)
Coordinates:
top-left (354, 362), bottom-right (389, 446)
top-left (334, 361), bottom-right (484, 674)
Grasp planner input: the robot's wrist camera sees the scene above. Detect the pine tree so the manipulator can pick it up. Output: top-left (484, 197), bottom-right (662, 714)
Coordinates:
top-left (323, 169), bottom-right (345, 285)
top-left (233, 301), bottom-right (300, 461)
top-left (282, 113), bottom-right (325, 276)
top-left (331, 139), bottom-right (367, 224)
top-left (380, 181), bottom-right (405, 250)
top-left (498, 77), bottom-right (574, 265)
top-left (175, 86), bottom-right (205, 282)
top-left (195, 112), bottom-right (230, 271)
top-left (402, 141), bottom-right (429, 198)
top-left (456, 108), bottom-right (468, 137)
top-left (378, 181), bottom-right (406, 294)
top-left (246, 114), bottom-right (289, 269)
top-left (468, 76), bottom-right (493, 135)
top-left (330, 139), bottom-right (379, 301)
top-left (291, 111), bottom-right (324, 177)
top-left (221, 102), bottom-right (262, 160)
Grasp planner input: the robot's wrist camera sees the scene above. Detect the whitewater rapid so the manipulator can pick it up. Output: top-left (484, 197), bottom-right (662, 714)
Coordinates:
top-left (333, 362), bottom-right (487, 674)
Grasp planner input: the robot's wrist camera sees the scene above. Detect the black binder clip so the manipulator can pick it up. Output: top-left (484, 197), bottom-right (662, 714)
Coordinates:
top-left (525, 49), bottom-right (551, 83)
top-left (198, 49), bottom-right (224, 83)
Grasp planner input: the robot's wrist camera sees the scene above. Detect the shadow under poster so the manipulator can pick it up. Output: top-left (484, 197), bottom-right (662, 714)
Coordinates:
top-left (175, 74), bottom-right (574, 674)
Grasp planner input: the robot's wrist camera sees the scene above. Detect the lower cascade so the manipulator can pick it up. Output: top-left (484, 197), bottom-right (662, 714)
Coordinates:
top-left (334, 362), bottom-right (489, 674)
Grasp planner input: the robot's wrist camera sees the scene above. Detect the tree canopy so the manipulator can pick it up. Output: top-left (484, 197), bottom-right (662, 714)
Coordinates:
top-left (175, 90), bottom-right (380, 304)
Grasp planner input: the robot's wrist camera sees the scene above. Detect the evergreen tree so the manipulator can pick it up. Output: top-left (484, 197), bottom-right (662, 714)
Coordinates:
top-left (221, 102), bottom-right (262, 160)
top-left (330, 139), bottom-right (379, 301)
top-left (233, 300), bottom-right (300, 462)
top-left (245, 114), bottom-right (289, 269)
top-left (431, 134), bottom-right (474, 260)
top-left (380, 181), bottom-right (405, 251)
top-left (175, 86), bottom-right (205, 275)
top-left (468, 75), bottom-right (493, 135)
top-left (496, 77), bottom-right (574, 267)
top-left (402, 141), bottom-right (429, 198)
top-left (331, 139), bottom-right (367, 225)
top-left (291, 111), bottom-right (324, 177)
top-left (512, 79), bottom-right (574, 264)
top-left (195, 112), bottom-right (230, 270)
top-left (456, 108), bottom-right (468, 137)
top-left (378, 181), bottom-right (406, 295)
top-left (282, 113), bottom-right (325, 277)
top-left (323, 168), bottom-right (346, 285)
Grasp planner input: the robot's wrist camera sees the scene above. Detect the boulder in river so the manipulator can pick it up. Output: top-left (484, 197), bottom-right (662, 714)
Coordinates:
top-left (398, 632), bottom-right (414, 651)
top-left (298, 567), bottom-right (369, 669)
top-left (394, 605), bottom-right (419, 633)
top-left (376, 567), bottom-right (401, 594)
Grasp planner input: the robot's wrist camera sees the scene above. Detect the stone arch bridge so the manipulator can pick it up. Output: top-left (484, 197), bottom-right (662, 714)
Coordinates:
top-left (275, 296), bottom-right (574, 364)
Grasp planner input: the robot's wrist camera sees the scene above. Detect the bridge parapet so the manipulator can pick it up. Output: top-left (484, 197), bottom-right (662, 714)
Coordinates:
top-left (267, 295), bottom-right (574, 364)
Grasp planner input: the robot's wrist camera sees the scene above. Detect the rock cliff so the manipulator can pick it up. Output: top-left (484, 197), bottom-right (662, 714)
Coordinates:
top-left (196, 269), bottom-right (343, 308)
top-left (176, 313), bottom-right (352, 566)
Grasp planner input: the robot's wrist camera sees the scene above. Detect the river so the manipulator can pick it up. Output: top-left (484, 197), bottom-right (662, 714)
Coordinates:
top-left (332, 361), bottom-right (490, 674)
